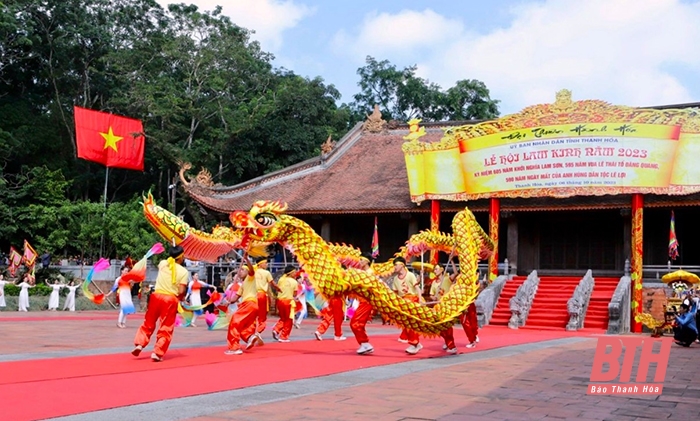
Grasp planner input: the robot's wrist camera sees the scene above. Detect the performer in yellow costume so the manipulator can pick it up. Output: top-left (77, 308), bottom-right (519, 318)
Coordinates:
top-left (272, 265), bottom-right (299, 342)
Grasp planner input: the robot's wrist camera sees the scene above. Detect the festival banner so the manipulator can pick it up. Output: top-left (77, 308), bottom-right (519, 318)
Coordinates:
top-left (371, 216), bottom-right (379, 259)
top-left (8, 246), bottom-right (22, 276)
top-left (22, 240), bottom-right (37, 268)
top-left (402, 91), bottom-right (700, 202)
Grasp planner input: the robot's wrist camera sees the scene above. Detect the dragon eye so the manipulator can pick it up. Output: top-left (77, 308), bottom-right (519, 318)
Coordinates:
top-left (255, 213), bottom-right (276, 227)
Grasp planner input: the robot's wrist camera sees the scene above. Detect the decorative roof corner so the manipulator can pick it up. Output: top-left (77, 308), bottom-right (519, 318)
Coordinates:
top-left (362, 104), bottom-right (388, 134)
top-left (178, 161), bottom-right (221, 191)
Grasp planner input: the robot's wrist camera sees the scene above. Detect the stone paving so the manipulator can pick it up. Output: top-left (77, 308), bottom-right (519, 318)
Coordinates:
top-left (177, 337), bottom-right (700, 421)
top-left (2, 310), bottom-right (698, 421)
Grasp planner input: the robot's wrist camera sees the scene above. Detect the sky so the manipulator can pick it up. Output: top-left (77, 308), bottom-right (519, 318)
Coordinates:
top-left (156, 0), bottom-right (700, 115)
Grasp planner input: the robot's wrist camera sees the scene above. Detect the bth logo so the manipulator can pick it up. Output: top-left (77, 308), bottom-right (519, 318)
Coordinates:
top-left (588, 337), bottom-right (671, 395)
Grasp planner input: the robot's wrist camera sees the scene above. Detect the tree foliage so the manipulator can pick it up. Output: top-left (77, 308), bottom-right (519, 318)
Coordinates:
top-left (0, 2), bottom-right (500, 261)
top-left (350, 56), bottom-right (500, 122)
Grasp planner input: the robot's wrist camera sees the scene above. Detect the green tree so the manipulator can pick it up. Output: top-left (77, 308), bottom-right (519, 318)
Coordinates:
top-left (235, 72), bottom-right (352, 178)
top-left (103, 196), bottom-right (160, 258)
top-left (350, 56), bottom-right (500, 122)
top-left (6, 166), bottom-right (72, 251)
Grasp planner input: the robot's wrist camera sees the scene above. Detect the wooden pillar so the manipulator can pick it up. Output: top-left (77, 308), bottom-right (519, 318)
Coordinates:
top-left (506, 214), bottom-right (518, 273)
top-left (489, 198), bottom-right (500, 281)
top-left (321, 218), bottom-right (331, 242)
top-left (430, 200), bottom-right (440, 265)
top-left (631, 194), bottom-right (643, 333)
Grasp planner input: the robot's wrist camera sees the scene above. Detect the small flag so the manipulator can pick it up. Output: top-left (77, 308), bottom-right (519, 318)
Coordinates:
top-left (669, 211), bottom-right (679, 260)
top-left (74, 106), bottom-right (145, 171)
top-left (371, 216), bottom-right (379, 259)
top-left (8, 246), bottom-right (22, 276)
top-left (22, 240), bottom-right (37, 268)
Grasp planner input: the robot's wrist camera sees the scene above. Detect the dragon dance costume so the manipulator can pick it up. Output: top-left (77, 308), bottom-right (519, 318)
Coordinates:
top-left (142, 196), bottom-right (494, 356)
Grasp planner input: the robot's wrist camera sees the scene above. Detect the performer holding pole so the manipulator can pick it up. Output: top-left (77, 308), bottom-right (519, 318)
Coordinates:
top-left (253, 258), bottom-right (273, 334)
top-left (271, 265), bottom-right (298, 343)
top-left (390, 257), bottom-right (423, 354)
top-left (132, 245), bottom-right (188, 362)
top-left (225, 255), bottom-right (263, 355)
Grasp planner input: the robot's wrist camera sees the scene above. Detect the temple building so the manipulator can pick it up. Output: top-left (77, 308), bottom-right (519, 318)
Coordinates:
top-left (180, 92), bottom-right (700, 332)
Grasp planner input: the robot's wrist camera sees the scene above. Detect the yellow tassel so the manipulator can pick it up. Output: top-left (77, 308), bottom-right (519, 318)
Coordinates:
top-left (169, 257), bottom-right (177, 285)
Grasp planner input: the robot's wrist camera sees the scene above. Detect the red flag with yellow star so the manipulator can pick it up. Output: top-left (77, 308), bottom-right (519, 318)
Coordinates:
top-left (74, 106), bottom-right (145, 170)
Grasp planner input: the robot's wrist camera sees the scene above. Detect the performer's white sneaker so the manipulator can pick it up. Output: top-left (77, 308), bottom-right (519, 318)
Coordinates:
top-left (278, 339), bottom-right (290, 343)
top-left (272, 330), bottom-right (280, 341)
top-left (466, 342), bottom-right (477, 348)
top-left (314, 331), bottom-right (323, 341)
top-left (254, 333), bottom-right (264, 347)
top-left (398, 338), bottom-right (409, 344)
top-left (246, 336), bottom-right (257, 350)
top-left (224, 349), bottom-right (243, 355)
top-left (442, 344), bottom-right (448, 350)
top-left (475, 336), bottom-right (480, 343)
top-left (150, 353), bottom-right (163, 362)
top-left (131, 345), bottom-right (143, 356)
top-left (405, 343), bottom-right (423, 355)
top-left (446, 347), bottom-right (458, 355)
top-left (334, 336), bottom-right (347, 341)
top-left (357, 343), bottom-right (374, 355)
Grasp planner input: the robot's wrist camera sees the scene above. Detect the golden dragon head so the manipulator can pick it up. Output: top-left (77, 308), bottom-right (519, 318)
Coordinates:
top-left (230, 200), bottom-right (290, 248)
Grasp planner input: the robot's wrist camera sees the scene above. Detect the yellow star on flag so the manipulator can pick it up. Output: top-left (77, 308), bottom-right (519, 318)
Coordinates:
top-left (100, 126), bottom-right (123, 151)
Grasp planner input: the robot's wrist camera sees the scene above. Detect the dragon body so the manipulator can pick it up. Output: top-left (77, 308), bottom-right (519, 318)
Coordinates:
top-left (143, 196), bottom-right (494, 335)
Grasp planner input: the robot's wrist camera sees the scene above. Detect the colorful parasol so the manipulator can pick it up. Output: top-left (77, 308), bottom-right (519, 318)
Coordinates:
top-left (661, 269), bottom-right (700, 284)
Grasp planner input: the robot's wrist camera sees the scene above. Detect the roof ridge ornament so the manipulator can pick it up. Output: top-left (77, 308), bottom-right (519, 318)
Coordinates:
top-left (320, 135), bottom-right (336, 156)
top-left (362, 104), bottom-right (388, 133)
top-left (178, 161), bottom-right (217, 188)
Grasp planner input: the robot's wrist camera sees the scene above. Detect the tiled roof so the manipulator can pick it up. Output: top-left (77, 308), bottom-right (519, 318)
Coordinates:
top-left (183, 118), bottom-right (700, 215)
top-left (184, 121), bottom-right (468, 214)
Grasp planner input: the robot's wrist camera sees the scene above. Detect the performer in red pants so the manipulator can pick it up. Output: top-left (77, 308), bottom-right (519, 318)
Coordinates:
top-left (225, 257), bottom-right (263, 355)
top-left (253, 258), bottom-right (273, 334)
top-left (272, 265), bottom-right (298, 342)
top-left (314, 295), bottom-right (346, 341)
top-left (132, 246), bottom-right (189, 362)
top-left (390, 257), bottom-right (423, 354)
top-left (350, 256), bottom-right (375, 354)
top-left (460, 302), bottom-right (479, 348)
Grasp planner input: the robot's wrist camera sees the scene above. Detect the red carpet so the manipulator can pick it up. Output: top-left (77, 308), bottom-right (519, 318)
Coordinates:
top-left (489, 276), bottom-right (526, 325)
top-left (584, 277), bottom-right (618, 329)
top-left (526, 277), bottom-right (580, 328)
top-left (0, 326), bottom-right (590, 421)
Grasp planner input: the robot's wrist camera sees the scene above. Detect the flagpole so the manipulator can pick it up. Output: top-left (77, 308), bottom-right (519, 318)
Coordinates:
top-left (103, 167), bottom-right (109, 209)
top-left (100, 167), bottom-right (109, 257)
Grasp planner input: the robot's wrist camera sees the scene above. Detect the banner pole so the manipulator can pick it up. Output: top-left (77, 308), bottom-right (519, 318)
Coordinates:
top-left (100, 167), bottom-right (109, 257)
